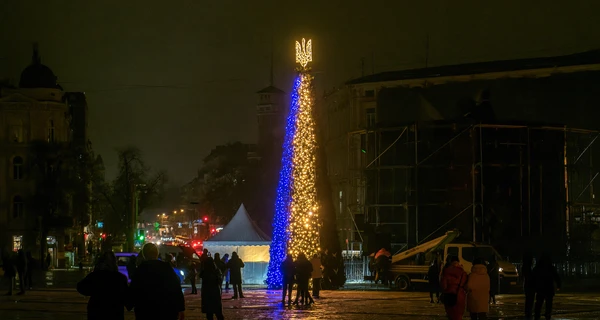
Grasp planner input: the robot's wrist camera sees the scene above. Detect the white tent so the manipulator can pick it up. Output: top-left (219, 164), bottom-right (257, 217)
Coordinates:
top-left (202, 204), bottom-right (271, 284)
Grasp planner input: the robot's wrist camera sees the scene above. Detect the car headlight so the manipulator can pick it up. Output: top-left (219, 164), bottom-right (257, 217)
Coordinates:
top-left (179, 270), bottom-right (184, 276)
top-left (498, 267), bottom-right (503, 273)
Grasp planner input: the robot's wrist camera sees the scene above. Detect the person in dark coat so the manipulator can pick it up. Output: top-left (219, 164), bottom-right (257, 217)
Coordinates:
top-left (77, 251), bottom-right (129, 320)
top-left (200, 249), bottom-right (209, 270)
top-left (294, 253), bottom-right (314, 305)
top-left (281, 254), bottom-right (296, 305)
top-left (487, 255), bottom-right (499, 304)
top-left (226, 252), bottom-right (245, 299)
top-left (213, 253), bottom-right (227, 293)
top-left (129, 243), bottom-right (185, 320)
top-left (428, 258), bottom-right (441, 303)
top-left (189, 262), bottom-right (198, 295)
top-left (533, 253), bottom-right (561, 320)
top-left (200, 257), bottom-right (224, 320)
top-left (15, 249), bottom-right (27, 294)
top-left (2, 252), bottom-right (17, 295)
top-left (126, 254), bottom-right (137, 281)
top-left (45, 252), bottom-right (51, 270)
top-left (522, 252), bottom-right (536, 318)
top-left (221, 254), bottom-right (230, 293)
top-left (25, 251), bottom-right (34, 290)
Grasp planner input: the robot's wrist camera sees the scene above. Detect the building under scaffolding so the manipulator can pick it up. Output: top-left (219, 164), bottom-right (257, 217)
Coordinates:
top-left (349, 121), bottom-right (600, 259)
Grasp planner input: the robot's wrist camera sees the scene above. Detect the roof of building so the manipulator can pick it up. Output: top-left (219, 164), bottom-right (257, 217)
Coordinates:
top-left (256, 85), bottom-right (285, 94)
top-left (19, 44), bottom-right (60, 89)
top-left (204, 204), bottom-right (271, 243)
top-left (346, 50), bottom-right (600, 85)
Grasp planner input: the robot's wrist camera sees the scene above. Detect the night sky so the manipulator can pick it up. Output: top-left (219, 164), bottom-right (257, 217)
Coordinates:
top-left (1, 1), bottom-right (598, 184)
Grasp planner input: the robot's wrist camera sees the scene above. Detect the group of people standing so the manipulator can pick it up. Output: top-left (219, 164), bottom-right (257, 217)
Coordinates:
top-left (189, 249), bottom-right (246, 301)
top-left (2, 249), bottom-right (35, 295)
top-left (428, 253), bottom-right (561, 320)
top-left (280, 252), bottom-right (323, 305)
top-left (77, 243), bottom-right (248, 320)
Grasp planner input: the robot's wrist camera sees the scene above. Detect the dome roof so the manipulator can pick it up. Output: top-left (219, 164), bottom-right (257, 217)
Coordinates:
top-left (19, 44), bottom-right (59, 89)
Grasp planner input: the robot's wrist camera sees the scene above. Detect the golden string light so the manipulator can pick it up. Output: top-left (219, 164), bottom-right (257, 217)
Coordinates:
top-left (295, 38), bottom-right (312, 69)
top-left (287, 38), bottom-right (319, 259)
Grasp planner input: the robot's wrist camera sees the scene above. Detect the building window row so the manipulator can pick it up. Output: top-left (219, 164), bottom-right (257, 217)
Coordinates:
top-left (8, 119), bottom-right (56, 144)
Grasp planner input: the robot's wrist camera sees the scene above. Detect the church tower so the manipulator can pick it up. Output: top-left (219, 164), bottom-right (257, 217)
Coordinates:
top-left (256, 57), bottom-right (285, 158)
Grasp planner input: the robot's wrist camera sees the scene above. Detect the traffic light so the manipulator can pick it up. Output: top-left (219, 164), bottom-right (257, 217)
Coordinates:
top-left (137, 230), bottom-right (145, 242)
top-left (203, 216), bottom-right (208, 222)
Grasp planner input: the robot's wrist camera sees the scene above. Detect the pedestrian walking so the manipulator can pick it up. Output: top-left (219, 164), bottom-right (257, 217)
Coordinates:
top-left (213, 253), bottom-right (227, 293)
top-left (281, 254), bottom-right (295, 304)
top-left (466, 257), bottom-right (491, 320)
top-left (15, 249), bottom-right (27, 295)
top-left (533, 253), bottom-right (561, 320)
top-left (226, 252), bottom-right (245, 299)
top-left (2, 252), bottom-right (16, 295)
top-left (310, 254), bottom-right (323, 298)
top-left (77, 251), bottom-right (129, 320)
top-left (428, 256), bottom-right (441, 303)
top-left (487, 256), bottom-right (499, 304)
top-left (200, 257), bottom-right (224, 320)
top-left (522, 252), bottom-right (535, 319)
top-left (294, 253), bottom-right (314, 305)
top-left (129, 243), bottom-right (185, 320)
top-left (189, 262), bottom-right (198, 295)
top-left (25, 251), bottom-right (34, 290)
top-left (222, 254), bottom-right (230, 293)
top-left (441, 255), bottom-right (467, 320)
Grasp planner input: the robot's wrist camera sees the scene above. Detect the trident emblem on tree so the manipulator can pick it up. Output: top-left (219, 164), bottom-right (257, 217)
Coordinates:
top-left (295, 38), bottom-right (312, 69)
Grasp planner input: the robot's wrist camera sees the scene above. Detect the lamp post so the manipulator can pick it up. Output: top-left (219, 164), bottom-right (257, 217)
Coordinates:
top-left (128, 183), bottom-right (146, 252)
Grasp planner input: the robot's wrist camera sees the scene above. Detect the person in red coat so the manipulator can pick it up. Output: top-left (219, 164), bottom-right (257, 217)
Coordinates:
top-left (441, 256), bottom-right (468, 320)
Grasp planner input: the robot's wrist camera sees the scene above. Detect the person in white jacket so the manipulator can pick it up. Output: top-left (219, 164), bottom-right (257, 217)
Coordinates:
top-left (310, 254), bottom-right (323, 298)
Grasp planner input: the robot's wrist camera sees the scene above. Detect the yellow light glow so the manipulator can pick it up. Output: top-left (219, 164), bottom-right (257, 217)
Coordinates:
top-left (287, 69), bottom-right (320, 259)
top-left (295, 38), bottom-right (312, 68)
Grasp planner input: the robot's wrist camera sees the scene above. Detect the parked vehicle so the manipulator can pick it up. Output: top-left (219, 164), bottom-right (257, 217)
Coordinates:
top-left (114, 252), bottom-right (185, 284)
top-left (158, 245), bottom-right (201, 283)
top-left (381, 230), bottom-right (519, 291)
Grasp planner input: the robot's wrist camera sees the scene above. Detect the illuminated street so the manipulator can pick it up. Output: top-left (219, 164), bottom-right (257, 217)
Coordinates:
top-left (2, 287), bottom-right (600, 320)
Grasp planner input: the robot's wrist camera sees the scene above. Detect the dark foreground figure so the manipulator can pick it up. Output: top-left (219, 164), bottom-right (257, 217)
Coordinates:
top-left (532, 254), bottom-right (561, 320)
top-left (130, 243), bottom-right (186, 320)
top-left (201, 257), bottom-right (225, 320)
top-left (77, 251), bottom-right (129, 320)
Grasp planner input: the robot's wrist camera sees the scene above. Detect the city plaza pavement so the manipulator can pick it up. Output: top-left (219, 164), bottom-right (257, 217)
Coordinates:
top-left (2, 287), bottom-right (600, 320)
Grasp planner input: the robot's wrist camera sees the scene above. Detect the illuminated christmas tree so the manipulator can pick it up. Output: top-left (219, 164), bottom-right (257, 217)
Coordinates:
top-left (267, 38), bottom-right (319, 289)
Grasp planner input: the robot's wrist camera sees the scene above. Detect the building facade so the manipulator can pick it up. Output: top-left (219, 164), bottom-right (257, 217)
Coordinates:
top-left (0, 47), bottom-right (88, 267)
top-left (320, 50), bottom-right (600, 257)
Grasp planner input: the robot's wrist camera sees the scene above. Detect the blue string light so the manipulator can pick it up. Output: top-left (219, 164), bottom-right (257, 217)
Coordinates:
top-left (266, 75), bottom-right (301, 289)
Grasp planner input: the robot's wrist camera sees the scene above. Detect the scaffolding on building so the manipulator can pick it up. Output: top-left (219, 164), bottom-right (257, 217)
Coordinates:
top-left (347, 121), bottom-right (600, 260)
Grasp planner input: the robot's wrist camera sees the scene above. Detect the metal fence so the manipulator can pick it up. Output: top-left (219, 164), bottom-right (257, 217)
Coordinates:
top-left (344, 257), bottom-right (370, 283)
top-left (346, 259), bottom-right (600, 284)
top-left (514, 261), bottom-right (600, 279)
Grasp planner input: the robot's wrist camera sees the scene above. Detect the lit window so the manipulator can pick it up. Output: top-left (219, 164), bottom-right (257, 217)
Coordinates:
top-left (48, 120), bottom-right (55, 142)
top-left (12, 235), bottom-right (23, 252)
top-left (11, 122), bottom-right (23, 143)
top-left (13, 196), bottom-right (24, 218)
top-left (13, 156), bottom-right (23, 180)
